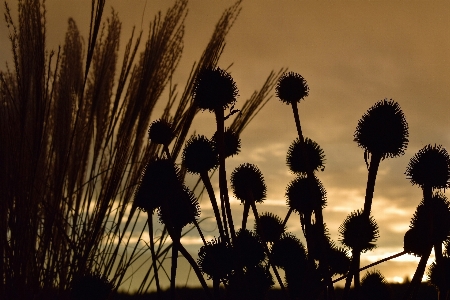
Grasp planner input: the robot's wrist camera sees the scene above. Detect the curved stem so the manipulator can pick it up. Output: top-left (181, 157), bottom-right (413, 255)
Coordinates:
top-left (193, 219), bottom-right (207, 246)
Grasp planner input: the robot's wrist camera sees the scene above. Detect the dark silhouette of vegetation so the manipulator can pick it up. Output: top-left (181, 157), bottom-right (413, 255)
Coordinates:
top-left (2, 1), bottom-right (450, 300)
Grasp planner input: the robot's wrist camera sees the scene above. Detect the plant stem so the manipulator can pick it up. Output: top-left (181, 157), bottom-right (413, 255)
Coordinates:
top-left (242, 202), bottom-right (250, 230)
top-left (147, 214), bottom-right (162, 296)
top-left (362, 153), bottom-right (381, 218)
top-left (282, 208), bottom-right (293, 227)
top-left (290, 102), bottom-right (304, 143)
top-left (170, 229), bottom-right (180, 300)
top-left (403, 246), bottom-right (432, 300)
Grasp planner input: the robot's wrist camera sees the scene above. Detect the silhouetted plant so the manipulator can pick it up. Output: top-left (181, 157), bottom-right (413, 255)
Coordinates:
top-left (287, 137), bottom-right (326, 174)
top-left (254, 212), bottom-right (286, 243)
top-left (70, 273), bottom-right (115, 300)
top-left (360, 270), bottom-right (391, 300)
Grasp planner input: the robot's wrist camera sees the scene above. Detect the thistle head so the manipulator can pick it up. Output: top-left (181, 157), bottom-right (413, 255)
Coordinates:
top-left (231, 163), bottom-right (267, 203)
top-left (286, 137), bottom-right (325, 174)
top-left (212, 127), bottom-right (241, 158)
top-left (328, 242), bottom-right (351, 276)
top-left (360, 270), bottom-right (391, 300)
top-left (198, 238), bottom-right (234, 281)
top-left (275, 72), bottom-right (309, 105)
top-left (354, 99), bottom-right (408, 159)
top-left (254, 212), bottom-right (286, 243)
top-left (427, 257), bottom-right (450, 293)
top-left (405, 144), bottom-right (450, 189)
top-left (133, 158), bottom-right (182, 213)
top-left (182, 135), bottom-right (218, 174)
top-left (338, 210), bottom-right (379, 252)
top-left (271, 233), bottom-right (307, 269)
top-left (193, 66), bottom-right (238, 112)
top-left (148, 119), bottom-right (174, 146)
top-left (403, 227), bottom-right (431, 257)
top-left (233, 229), bottom-right (266, 269)
top-left (285, 175), bottom-right (326, 216)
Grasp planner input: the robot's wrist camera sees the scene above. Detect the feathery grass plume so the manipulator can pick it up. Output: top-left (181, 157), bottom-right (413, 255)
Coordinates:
top-left (275, 71), bottom-right (309, 105)
top-left (133, 158), bottom-right (182, 213)
top-left (233, 229), bottom-right (266, 270)
top-left (182, 135), bottom-right (218, 174)
top-left (197, 237), bottom-right (234, 281)
top-left (193, 66), bottom-right (238, 112)
top-left (286, 137), bottom-right (325, 174)
top-left (254, 212), bottom-right (286, 243)
top-left (148, 119), bottom-right (175, 146)
top-left (212, 127), bottom-right (241, 158)
top-left (339, 210), bottom-right (379, 253)
top-left (271, 233), bottom-right (308, 269)
top-left (286, 175), bottom-right (327, 216)
top-left (227, 264), bottom-right (274, 300)
top-left (70, 273), bottom-right (115, 300)
top-left (231, 163), bottom-right (267, 203)
top-left (354, 99), bottom-right (409, 159)
top-left (427, 257), bottom-right (450, 297)
top-left (405, 144), bottom-right (450, 190)
top-left (360, 270), bottom-right (391, 300)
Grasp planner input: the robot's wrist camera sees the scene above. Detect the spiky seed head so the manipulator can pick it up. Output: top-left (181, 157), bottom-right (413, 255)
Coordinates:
top-left (198, 238), bottom-right (234, 280)
top-left (286, 137), bottom-right (325, 174)
top-left (148, 119), bottom-right (174, 146)
top-left (133, 158), bottom-right (182, 213)
top-left (233, 229), bottom-right (266, 269)
top-left (360, 270), bottom-right (391, 300)
top-left (254, 212), bottom-right (286, 243)
top-left (354, 99), bottom-right (409, 159)
top-left (70, 273), bottom-right (114, 300)
top-left (227, 265), bottom-right (274, 300)
top-left (338, 210), bottom-right (379, 252)
top-left (409, 192), bottom-right (450, 245)
top-left (328, 242), bottom-right (351, 276)
top-left (284, 261), bottom-right (322, 299)
top-left (231, 163), bottom-right (267, 203)
top-left (403, 228), bottom-right (430, 257)
top-left (286, 175), bottom-right (326, 215)
top-left (307, 222), bottom-right (331, 260)
top-left (182, 135), bottom-right (218, 174)
top-left (271, 233), bottom-right (307, 269)
top-left (157, 185), bottom-right (200, 230)
top-left (405, 144), bottom-right (450, 189)
top-left (427, 257), bottom-right (450, 293)
top-left (275, 72), bottom-right (309, 104)
top-left (212, 127), bottom-right (241, 158)
top-left (193, 66), bottom-right (238, 112)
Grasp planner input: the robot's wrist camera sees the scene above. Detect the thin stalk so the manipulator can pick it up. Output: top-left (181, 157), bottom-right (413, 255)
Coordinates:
top-left (362, 153), bottom-right (382, 218)
top-left (241, 202), bottom-right (250, 230)
top-left (170, 229), bottom-right (181, 300)
top-left (290, 102), bottom-right (304, 143)
top-left (193, 219), bottom-right (207, 246)
top-left (282, 207), bottom-right (293, 227)
top-left (147, 214), bottom-right (161, 296)
top-left (403, 246), bottom-right (432, 300)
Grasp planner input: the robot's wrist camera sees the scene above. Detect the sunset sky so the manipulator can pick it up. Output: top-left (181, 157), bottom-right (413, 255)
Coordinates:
top-left (2, 0), bottom-right (449, 293)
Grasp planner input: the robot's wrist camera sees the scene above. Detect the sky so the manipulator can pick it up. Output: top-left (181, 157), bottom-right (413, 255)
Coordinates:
top-left (2, 0), bottom-right (450, 293)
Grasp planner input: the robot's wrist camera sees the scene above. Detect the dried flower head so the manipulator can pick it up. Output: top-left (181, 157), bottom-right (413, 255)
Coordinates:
top-left (403, 227), bottom-right (430, 257)
top-left (328, 242), bottom-right (351, 276)
top-left (231, 163), bottom-right (267, 203)
top-left (212, 127), bottom-right (241, 158)
top-left (339, 210), bottom-right (379, 252)
top-left (271, 233), bottom-right (307, 269)
top-left (157, 185), bottom-right (200, 230)
top-left (198, 238), bottom-right (234, 281)
top-left (354, 99), bottom-right (408, 159)
top-left (286, 137), bottom-right (325, 174)
top-left (148, 119), bottom-right (174, 146)
top-left (409, 192), bottom-right (450, 245)
top-left (227, 264), bottom-right (274, 300)
top-left (193, 66), bottom-right (238, 112)
top-left (133, 158), bottom-right (182, 213)
top-left (275, 72), bottom-right (309, 104)
top-left (233, 229), bottom-right (266, 269)
top-left (360, 270), bottom-right (391, 300)
top-left (254, 212), bottom-right (286, 243)
top-left (182, 135), bottom-right (218, 174)
top-left (405, 144), bottom-right (450, 189)
top-left (70, 273), bottom-right (114, 300)
top-left (427, 257), bottom-right (450, 293)
top-left (286, 175), bottom-right (326, 215)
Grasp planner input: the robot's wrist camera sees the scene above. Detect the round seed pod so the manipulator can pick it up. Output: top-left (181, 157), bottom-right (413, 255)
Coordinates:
top-left (198, 238), bottom-right (234, 281)
top-left (403, 227), bottom-right (430, 257)
top-left (182, 135), bottom-right (218, 174)
top-left (275, 72), bottom-right (309, 105)
top-left (360, 270), bottom-right (391, 300)
top-left (328, 242), bottom-right (351, 276)
top-left (70, 273), bottom-right (114, 300)
top-left (405, 144), bottom-right (450, 189)
top-left (230, 163), bottom-right (267, 203)
top-left (427, 257), bottom-right (450, 294)
top-left (148, 119), bottom-right (174, 146)
top-left (133, 158), bottom-right (182, 213)
top-left (212, 127), bottom-right (241, 158)
top-left (157, 185), bottom-right (200, 230)
top-left (193, 66), bottom-right (238, 112)
top-left (338, 210), bottom-right (379, 253)
top-left (271, 233), bottom-right (307, 269)
top-left (254, 212), bottom-right (286, 243)
top-left (286, 175), bottom-right (326, 216)
top-left (286, 137), bottom-right (325, 174)
top-left (354, 99), bottom-right (409, 159)
top-left (233, 229), bottom-right (266, 269)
